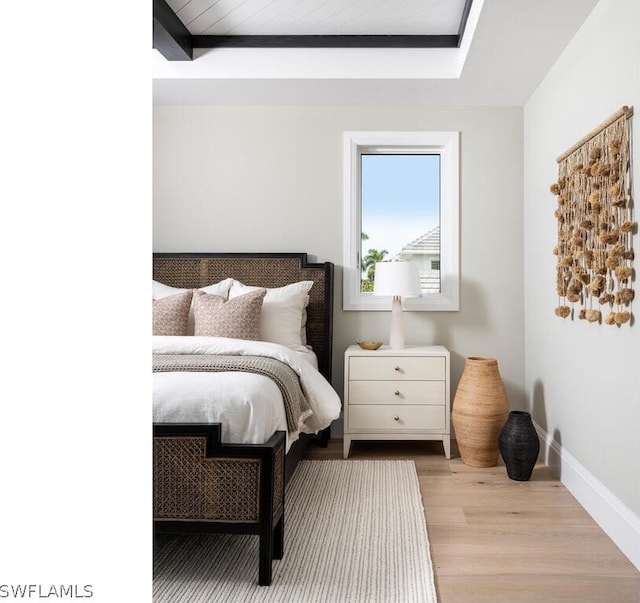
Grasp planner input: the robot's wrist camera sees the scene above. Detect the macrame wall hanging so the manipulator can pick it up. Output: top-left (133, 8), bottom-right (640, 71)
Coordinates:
top-left (551, 105), bottom-right (634, 325)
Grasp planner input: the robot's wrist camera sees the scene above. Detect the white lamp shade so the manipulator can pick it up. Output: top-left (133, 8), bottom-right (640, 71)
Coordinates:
top-left (373, 261), bottom-right (421, 297)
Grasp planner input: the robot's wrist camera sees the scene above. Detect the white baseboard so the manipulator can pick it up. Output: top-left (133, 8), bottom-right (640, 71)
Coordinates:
top-left (534, 421), bottom-right (640, 571)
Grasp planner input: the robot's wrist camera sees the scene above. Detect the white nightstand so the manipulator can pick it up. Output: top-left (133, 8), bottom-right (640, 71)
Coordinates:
top-left (343, 344), bottom-right (451, 459)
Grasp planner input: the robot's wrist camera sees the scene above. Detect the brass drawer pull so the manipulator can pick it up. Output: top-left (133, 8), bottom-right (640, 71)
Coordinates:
top-left (394, 366), bottom-right (401, 371)
top-left (394, 390), bottom-right (401, 396)
top-left (393, 415), bottom-right (400, 421)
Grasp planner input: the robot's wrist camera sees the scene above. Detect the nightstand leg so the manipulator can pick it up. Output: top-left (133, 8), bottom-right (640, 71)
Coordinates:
top-left (443, 436), bottom-right (451, 460)
top-left (343, 436), bottom-right (351, 459)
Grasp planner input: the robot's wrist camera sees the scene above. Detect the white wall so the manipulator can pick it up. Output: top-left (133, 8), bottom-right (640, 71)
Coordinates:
top-left (154, 105), bottom-right (524, 415)
top-left (524, 0), bottom-right (639, 523)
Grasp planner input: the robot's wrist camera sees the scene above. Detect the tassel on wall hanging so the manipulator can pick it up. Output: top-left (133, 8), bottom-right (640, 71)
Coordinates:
top-left (551, 105), bottom-right (635, 325)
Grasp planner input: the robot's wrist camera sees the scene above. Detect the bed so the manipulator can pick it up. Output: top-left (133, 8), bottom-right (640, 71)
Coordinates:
top-left (152, 252), bottom-right (340, 585)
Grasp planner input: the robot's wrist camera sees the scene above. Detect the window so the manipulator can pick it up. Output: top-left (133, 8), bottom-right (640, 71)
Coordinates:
top-left (343, 131), bottom-right (459, 311)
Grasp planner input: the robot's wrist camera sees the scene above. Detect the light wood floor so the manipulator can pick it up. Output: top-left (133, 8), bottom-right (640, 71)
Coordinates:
top-left (304, 438), bottom-right (640, 603)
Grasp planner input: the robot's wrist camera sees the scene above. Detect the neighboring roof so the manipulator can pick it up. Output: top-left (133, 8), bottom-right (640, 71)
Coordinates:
top-left (398, 226), bottom-right (440, 256)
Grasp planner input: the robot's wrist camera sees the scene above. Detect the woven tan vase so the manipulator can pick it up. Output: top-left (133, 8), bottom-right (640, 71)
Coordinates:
top-left (452, 357), bottom-right (509, 468)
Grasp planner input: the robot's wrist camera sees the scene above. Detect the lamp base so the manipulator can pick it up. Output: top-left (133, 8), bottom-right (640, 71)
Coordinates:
top-left (389, 296), bottom-right (406, 349)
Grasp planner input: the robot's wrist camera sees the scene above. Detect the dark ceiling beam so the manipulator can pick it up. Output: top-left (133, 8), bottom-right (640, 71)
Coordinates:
top-left (153, 0), bottom-right (193, 61)
top-left (153, 0), bottom-right (474, 59)
top-left (192, 34), bottom-right (460, 49)
top-left (456, 0), bottom-right (474, 47)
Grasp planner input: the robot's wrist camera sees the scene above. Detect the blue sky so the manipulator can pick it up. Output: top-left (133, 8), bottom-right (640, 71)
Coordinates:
top-left (361, 154), bottom-right (440, 261)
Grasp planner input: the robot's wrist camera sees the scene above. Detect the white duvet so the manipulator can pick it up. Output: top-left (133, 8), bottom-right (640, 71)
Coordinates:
top-left (152, 336), bottom-right (341, 451)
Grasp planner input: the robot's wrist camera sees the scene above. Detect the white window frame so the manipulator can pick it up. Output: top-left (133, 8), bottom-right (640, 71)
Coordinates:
top-left (343, 131), bottom-right (460, 311)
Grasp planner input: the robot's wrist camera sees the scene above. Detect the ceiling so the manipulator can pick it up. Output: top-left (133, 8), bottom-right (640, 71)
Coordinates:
top-left (166, 0), bottom-right (470, 37)
top-left (154, 0), bottom-right (473, 55)
top-left (153, 0), bottom-right (600, 106)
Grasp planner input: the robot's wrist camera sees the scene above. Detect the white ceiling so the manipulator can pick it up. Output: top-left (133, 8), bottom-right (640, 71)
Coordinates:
top-left (153, 0), bottom-right (600, 106)
top-left (167, 0), bottom-right (469, 36)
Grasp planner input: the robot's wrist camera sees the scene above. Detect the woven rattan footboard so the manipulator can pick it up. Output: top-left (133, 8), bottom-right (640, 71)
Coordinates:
top-left (154, 424), bottom-right (285, 586)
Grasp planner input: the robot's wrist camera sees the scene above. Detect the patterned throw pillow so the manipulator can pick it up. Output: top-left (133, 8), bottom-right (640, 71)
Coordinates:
top-left (193, 288), bottom-right (267, 340)
top-left (153, 290), bottom-right (193, 336)
top-left (152, 278), bottom-right (234, 335)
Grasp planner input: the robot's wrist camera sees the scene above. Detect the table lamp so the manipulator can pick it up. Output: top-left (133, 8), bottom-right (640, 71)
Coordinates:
top-left (373, 261), bottom-right (421, 349)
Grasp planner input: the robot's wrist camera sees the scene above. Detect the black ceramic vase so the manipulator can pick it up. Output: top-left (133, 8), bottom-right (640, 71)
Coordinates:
top-left (498, 411), bottom-right (539, 481)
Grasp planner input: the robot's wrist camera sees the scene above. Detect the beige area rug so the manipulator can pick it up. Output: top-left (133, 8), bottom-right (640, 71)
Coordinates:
top-left (153, 460), bottom-right (437, 603)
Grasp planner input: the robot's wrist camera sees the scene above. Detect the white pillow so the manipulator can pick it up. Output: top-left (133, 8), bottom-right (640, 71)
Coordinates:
top-left (152, 278), bottom-right (233, 335)
top-left (229, 280), bottom-right (313, 351)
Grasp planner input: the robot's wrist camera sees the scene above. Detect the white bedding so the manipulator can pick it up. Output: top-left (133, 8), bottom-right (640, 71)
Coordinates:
top-left (152, 336), bottom-right (341, 451)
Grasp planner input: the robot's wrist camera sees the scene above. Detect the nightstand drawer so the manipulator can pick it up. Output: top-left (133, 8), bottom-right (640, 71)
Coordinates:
top-left (348, 380), bottom-right (445, 405)
top-left (348, 404), bottom-right (446, 431)
top-left (349, 356), bottom-right (445, 381)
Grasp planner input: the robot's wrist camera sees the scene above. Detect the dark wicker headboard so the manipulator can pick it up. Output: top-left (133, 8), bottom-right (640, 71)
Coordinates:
top-left (153, 252), bottom-right (334, 381)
